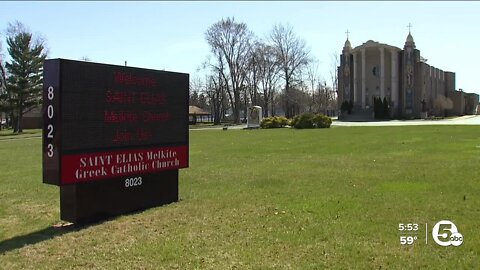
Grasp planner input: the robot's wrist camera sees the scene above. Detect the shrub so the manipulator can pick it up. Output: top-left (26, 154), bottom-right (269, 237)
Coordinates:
top-left (348, 100), bottom-right (353, 114)
top-left (291, 113), bottom-right (332, 129)
top-left (313, 114), bottom-right (332, 128)
top-left (260, 118), bottom-right (273, 128)
top-left (289, 117), bottom-right (297, 127)
top-left (340, 100), bottom-right (354, 114)
top-left (373, 97), bottom-right (391, 119)
top-left (383, 97), bottom-right (390, 119)
top-left (260, 116), bottom-right (289, 128)
top-left (277, 116), bottom-right (289, 127)
top-left (292, 113), bottom-right (315, 129)
top-left (340, 101), bottom-right (349, 113)
top-left (373, 97), bottom-right (382, 119)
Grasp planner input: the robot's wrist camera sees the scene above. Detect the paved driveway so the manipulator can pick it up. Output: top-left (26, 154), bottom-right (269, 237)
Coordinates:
top-left (332, 115), bottom-right (480, 127)
top-left (190, 115), bottom-right (480, 130)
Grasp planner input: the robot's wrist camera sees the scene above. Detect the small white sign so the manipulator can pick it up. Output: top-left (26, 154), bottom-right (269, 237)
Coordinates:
top-left (247, 106), bottom-right (262, 128)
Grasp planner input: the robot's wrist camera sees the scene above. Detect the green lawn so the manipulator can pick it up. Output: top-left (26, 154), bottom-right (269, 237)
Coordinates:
top-left (0, 126), bottom-right (479, 269)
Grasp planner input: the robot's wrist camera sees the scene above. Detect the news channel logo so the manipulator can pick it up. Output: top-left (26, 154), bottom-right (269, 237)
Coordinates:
top-left (432, 220), bottom-right (463, 247)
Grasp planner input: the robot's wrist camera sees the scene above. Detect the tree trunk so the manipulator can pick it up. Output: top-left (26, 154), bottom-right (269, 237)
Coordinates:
top-left (17, 107), bottom-right (24, 133)
top-left (270, 93), bottom-right (275, 117)
top-left (263, 98), bottom-right (269, 117)
top-left (285, 77), bottom-right (290, 118)
top-left (243, 90), bottom-right (248, 123)
top-left (7, 112), bottom-right (12, 129)
top-left (13, 117), bottom-right (19, 133)
top-left (213, 102), bottom-right (221, 125)
top-left (233, 91), bottom-right (240, 124)
top-left (217, 91), bottom-right (223, 125)
top-left (12, 109), bottom-right (18, 133)
top-left (262, 80), bottom-right (269, 117)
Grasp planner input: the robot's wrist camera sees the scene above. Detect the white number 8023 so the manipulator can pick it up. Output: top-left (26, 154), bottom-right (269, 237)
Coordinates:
top-left (46, 86), bottom-right (55, 158)
top-left (125, 177), bottom-right (142, 188)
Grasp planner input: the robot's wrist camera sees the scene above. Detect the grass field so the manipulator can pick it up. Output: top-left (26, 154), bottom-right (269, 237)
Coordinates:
top-left (0, 126), bottom-right (479, 269)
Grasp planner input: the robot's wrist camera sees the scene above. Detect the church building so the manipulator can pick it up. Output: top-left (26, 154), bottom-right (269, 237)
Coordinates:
top-left (338, 30), bottom-right (478, 119)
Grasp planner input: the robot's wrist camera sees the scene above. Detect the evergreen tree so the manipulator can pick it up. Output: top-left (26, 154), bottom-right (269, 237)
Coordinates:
top-left (378, 97), bottom-right (383, 118)
top-left (348, 100), bottom-right (353, 114)
top-left (383, 97), bottom-right (390, 119)
top-left (373, 97), bottom-right (379, 119)
top-left (0, 60), bottom-right (6, 100)
top-left (0, 60), bottom-right (7, 129)
top-left (340, 100), bottom-right (348, 113)
top-left (0, 65), bottom-right (5, 93)
top-left (3, 22), bottom-right (47, 133)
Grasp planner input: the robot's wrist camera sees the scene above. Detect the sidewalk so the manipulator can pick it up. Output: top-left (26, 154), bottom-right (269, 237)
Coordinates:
top-left (189, 115), bottom-right (480, 130)
top-left (332, 115), bottom-right (480, 126)
top-left (190, 124), bottom-right (248, 131)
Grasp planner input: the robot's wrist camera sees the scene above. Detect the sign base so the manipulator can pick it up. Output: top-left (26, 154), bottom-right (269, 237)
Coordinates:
top-left (60, 170), bottom-right (178, 224)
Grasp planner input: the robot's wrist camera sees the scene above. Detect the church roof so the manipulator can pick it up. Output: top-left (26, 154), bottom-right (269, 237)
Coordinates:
top-left (189, 105), bottom-right (210, 115)
top-left (404, 32), bottom-right (416, 48)
top-left (351, 40), bottom-right (401, 53)
top-left (406, 33), bottom-right (414, 43)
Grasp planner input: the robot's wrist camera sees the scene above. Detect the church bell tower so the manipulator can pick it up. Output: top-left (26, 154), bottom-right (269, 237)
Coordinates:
top-left (340, 31), bottom-right (353, 106)
top-left (402, 24), bottom-right (420, 116)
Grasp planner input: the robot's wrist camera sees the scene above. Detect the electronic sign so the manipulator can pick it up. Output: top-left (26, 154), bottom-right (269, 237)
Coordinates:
top-left (42, 59), bottom-right (189, 223)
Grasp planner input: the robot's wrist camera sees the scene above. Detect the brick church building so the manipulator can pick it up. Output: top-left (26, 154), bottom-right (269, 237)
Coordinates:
top-left (338, 30), bottom-right (478, 119)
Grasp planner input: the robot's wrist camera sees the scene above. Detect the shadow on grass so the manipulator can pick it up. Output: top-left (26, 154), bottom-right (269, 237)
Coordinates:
top-left (0, 129), bottom-right (42, 140)
top-left (0, 223), bottom-right (91, 255)
top-left (0, 135), bottom-right (41, 141)
top-left (0, 200), bottom-right (182, 255)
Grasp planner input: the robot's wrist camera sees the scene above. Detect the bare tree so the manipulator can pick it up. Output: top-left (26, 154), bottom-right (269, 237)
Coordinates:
top-left (314, 81), bottom-right (325, 114)
top-left (242, 41), bottom-right (261, 122)
top-left (206, 73), bottom-right (225, 125)
top-left (255, 42), bottom-right (279, 117)
top-left (306, 59), bottom-right (320, 112)
top-left (433, 95), bottom-right (453, 116)
top-left (279, 84), bottom-right (311, 116)
top-left (79, 56), bottom-right (92, 62)
top-left (0, 58), bottom-right (6, 130)
top-left (313, 80), bottom-right (337, 116)
top-left (205, 17), bottom-right (253, 124)
top-left (0, 39), bottom-right (6, 130)
top-left (269, 23), bottom-right (310, 118)
top-left (329, 53), bottom-right (339, 102)
top-left (189, 77), bottom-right (202, 107)
top-left (201, 51), bottom-right (229, 125)
top-left (246, 41), bottom-right (260, 107)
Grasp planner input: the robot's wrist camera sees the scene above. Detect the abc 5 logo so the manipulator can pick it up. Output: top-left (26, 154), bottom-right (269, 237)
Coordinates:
top-left (432, 220), bottom-right (463, 247)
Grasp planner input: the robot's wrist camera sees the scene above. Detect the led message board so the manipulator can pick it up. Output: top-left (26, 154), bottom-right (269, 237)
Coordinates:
top-left (43, 59), bottom-right (189, 185)
top-left (42, 59), bottom-right (189, 223)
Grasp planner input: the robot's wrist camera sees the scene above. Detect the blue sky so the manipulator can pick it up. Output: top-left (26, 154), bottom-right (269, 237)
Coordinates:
top-left (1, 1), bottom-right (479, 94)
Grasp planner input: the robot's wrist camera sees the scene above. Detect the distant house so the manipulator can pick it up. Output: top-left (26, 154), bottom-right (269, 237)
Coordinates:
top-left (0, 106), bottom-right (43, 130)
top-left (189, 106), bottom-right (211, 124)
top-left (22, 106), bottom-right (42, 129)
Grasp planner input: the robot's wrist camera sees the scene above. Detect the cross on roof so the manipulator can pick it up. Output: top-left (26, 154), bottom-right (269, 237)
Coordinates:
top-left (407, 23), bottom-right (413, 34)
top-left (345, 29), bottom-right (350, 39)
